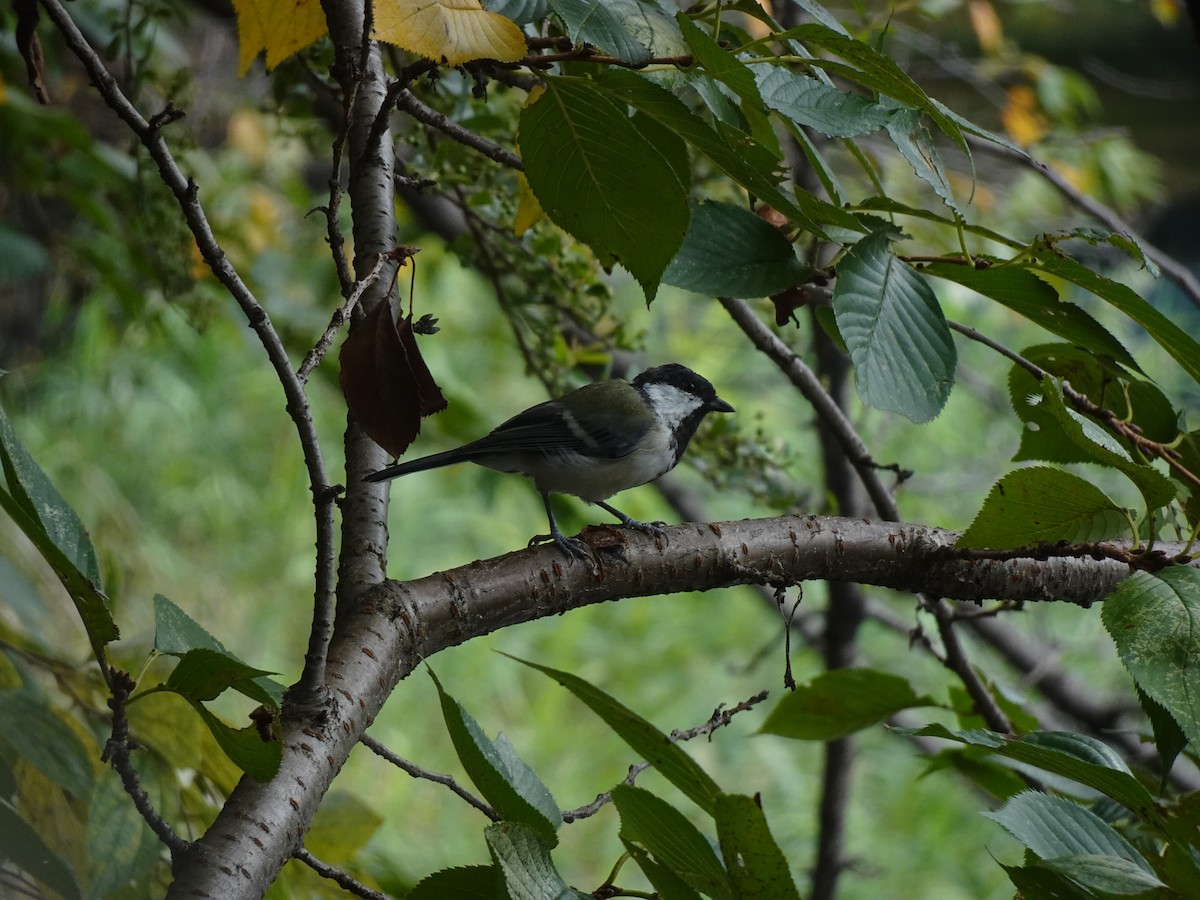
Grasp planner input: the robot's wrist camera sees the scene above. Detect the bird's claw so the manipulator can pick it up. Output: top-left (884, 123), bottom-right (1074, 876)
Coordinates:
top-left (529, 531), bottom-right (593, 563)
top-left (626, 519), bottom-right (667, 538)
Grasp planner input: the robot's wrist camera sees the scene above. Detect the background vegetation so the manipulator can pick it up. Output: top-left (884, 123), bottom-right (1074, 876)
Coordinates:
top-left (1, 0), bottom-right (1198, 897)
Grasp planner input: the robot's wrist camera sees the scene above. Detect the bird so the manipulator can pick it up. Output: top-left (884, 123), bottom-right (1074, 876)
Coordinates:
top-left (364, 363), bottom-right (734, 560)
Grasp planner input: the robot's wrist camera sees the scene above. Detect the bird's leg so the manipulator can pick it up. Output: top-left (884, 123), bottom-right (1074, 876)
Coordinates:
top-left (594, 500), bottom-right (666, 538)
top-left (528, 492), bottom-right (592, 561)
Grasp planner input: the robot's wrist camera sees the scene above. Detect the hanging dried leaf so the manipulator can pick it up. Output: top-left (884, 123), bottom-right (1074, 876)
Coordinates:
top-left (339, 302), bottom-right (448, 458)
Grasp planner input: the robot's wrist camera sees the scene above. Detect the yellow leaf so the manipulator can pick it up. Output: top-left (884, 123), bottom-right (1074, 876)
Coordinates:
top-left (374, 0), bottom-right (526, 66)
top-left (229, 0), bottom-right (328, 75)
top-left (967, 0), bottom-right (1003, 56)
top-left (1000, 84), bottom-right (1048, 148)
top-left (513, 171), bottom-right (543, 235)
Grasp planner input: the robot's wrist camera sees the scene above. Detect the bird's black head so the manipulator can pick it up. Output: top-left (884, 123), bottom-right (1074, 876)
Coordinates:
top-left (633, 364), bottom-right (734, 459)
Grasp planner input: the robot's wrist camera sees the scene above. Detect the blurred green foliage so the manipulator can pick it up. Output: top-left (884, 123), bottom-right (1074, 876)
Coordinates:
top-left (2, 0), bottom-right (1197, 896)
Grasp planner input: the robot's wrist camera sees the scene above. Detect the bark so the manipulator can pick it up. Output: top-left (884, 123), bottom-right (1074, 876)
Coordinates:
top-left (164, 514), bottom-right (1188, 897)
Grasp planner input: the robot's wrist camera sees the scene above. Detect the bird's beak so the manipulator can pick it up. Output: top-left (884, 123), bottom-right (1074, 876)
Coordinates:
top-left (710, 397), bottom-right (735, 414)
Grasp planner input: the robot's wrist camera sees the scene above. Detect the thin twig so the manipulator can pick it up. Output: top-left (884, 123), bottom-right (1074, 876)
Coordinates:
top-left (561, 691), bottom-right (769, 823)
top-left (102, 670), bottom-right (190, 860)
top-left (297, 250), bottom-right (393, 382)
top-left (36, 0), bottom-right (338, 713)
top-left (949, 319), bottom-right (1200, 492)
top-left (359, 733), bottom-right (499, 820)
top-left (394, 89), bottom-right (523, 170)
top-left (970, 135), bottom-right (1200, 312)
top-left (922, 594), bottom-right (1014, 733)
top-left (293, 848), bottom-right (388, 900)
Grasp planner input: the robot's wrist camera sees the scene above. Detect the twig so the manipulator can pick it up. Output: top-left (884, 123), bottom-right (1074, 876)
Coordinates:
top-left (359, 733), bottom-right (499, 820)
top-left (36, 0), bottom-right (338, 713)
top-left (102, 670), bottom-right (190, 860)
top-left (394, 89), bottom-right (523, 170)
top-left (970, 135), bottom-right (1200, 313)
top-left (521, 50), bottom-right (695, 70)
top-left (948, 319), bottom-right (1200, 492)
top-left (293, 847), bottom-right (388, 900)
top-left (297, 250), bottom-right (394, 382)
top-left (924, 594), bottom-right (1013, 733)
top-left (561, 691), bottom-right (769, 823)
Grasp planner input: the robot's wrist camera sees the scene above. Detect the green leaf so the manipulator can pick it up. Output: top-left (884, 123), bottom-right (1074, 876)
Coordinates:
top-left (430, 669), bottom-right (560, 845)
top-left (1137, 686), bottom-right (1188, 783)
top-left (0, 692), bottom-right (95, 799)
top-left (547, 0), bottom-right (650, 65)
top-left (505, 655), bottom-right (721, 816)
top-left (0, 797), bottom-right (81, 900)
top-left (662, 201), bottom-right (806, 297)
top-left (591, 70), bottom-right (861, 236)
top-left (518, 76), bottom-right (690, 300)
top-left (87, 770), bottom-right (155, 898)
top-left (165, 648), bottom-right (278, 703)
top-left (754, 64), bottom-right (900, 138)
top-left (833, 231), bottom-right (956, 423)
top-left (406, 865), bottom-right (502, 900)
top-left (760, 668), bottom-right (936, 741)
top-left (677, 14), bottom-right (760, 103)
top-left (485, 821), bottom-right (590, 900)
top-left (193, 703), bottom-right (282, 782)
top-left (921, 262), bottom-right (1135, 368)
top-left (1045, 226), bottom-right (1161, 278)
top-left (1102, 569), bottom-right (1200, 747)
top-left (612, 785), bottom-right (732, 900)
top-left (0, 402), bottom-right (100, 586)
top-left (0, 223), bottom-right (51, 282)
top-left (984, 791), bottom-right (1154, 872)
top-left (906, 726), bottom-right (1159, 823)
top-left (1025, 253), bottom-right (1200, 385)
top-left (1042, 854), bottom-right (1166, 895)
top-left (1037, 377), bottom-right (1177, 511)
top-left (305, 792), bottom-right (384, 865)
top-left (623, 840), bottom-right (705, 900)
top-left (153, 595), bottom-right (285, 709)
top-left (783, 23), bottom-right (966, 151)
top-left (714, 794), bottom-right (802, 899)
top-left (0, 401), bottom-right (118, 655)
top-left (957, 466), bottom-right (1128, 549)
top-left (1007, 345), bottom-right (1128, 465)
top-left (920, 748), bottom-right (1027, 802)
top-left (884, 103), bottom-right (959, 214)
top-left (1000, 861), bottom-right (1095, 899)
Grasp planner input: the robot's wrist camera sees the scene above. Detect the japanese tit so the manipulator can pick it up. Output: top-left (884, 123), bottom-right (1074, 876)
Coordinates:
top-left (364, 363), bottom-right (734, 560)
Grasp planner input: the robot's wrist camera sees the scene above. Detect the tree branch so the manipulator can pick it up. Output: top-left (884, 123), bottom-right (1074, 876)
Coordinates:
top-left (561, 690), bottom-right (769, 822)
top-left (970, 135), bottom-right (1200, 312)
top-left (36, 0), bottom-right (338, 711)
top-left (102, 670), bottom-right (190, 860)
top-left (293, 848), bottom-right (387, 900)
top-left (359, 733), bottom-right (498, 820)
top-left (393, 88), bottom-right (523, 170)
top-left (159, 514), bottom-right (1194, 897)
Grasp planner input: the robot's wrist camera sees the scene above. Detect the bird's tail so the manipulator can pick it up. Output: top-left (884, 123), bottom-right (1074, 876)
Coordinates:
top-left (363, 447), bottom-right (477, 483)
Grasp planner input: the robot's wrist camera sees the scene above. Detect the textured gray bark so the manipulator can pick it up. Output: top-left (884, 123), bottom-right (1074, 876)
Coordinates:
top-left (165, 513), bottom-right (1187, 897)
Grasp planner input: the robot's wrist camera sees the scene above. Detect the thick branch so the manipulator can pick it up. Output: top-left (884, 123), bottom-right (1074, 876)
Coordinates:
top-left (320, 0), bottom-right (396, 623)
top-left (160, 515), bottom-right (1192, 898)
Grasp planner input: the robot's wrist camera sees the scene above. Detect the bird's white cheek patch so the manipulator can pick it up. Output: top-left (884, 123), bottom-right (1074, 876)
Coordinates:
top-left (642, 383), bottom-right (704, 431)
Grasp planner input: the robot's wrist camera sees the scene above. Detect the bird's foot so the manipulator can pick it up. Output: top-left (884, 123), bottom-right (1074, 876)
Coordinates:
top-left (529, 530), bottom-right (594, 564)
top-left (622, 517), bottom-right (667, 538)
top-left (594, 501), bottom-right (667, 540)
